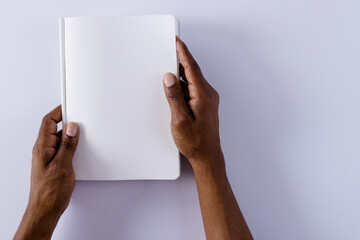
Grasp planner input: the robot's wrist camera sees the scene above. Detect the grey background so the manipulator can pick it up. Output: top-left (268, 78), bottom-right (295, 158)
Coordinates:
top-left (1, 0), bottom-right (359, 239)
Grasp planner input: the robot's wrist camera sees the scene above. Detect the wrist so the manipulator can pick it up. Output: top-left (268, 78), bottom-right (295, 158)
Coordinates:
top-left (190, 153), bottom-right (231, 198)
top-left (14, 203), bottom-right (60, 240)
top-left (188, 150), bottom-right (227, 179)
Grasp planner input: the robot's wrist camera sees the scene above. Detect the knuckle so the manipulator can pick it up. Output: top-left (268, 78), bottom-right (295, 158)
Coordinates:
top-left (34, 150), bottom-right (49, 163)
top-left (48, 137), bottom-right (58, 148)
top-left (60, 141), bottom-right (75, 150)
top-left (172, 115), bottom-right (191, 129)
top-left (32, 143), bottom-right (49, 158)
top-left (167, 87), bottom-right (183, 101)
top-left (42, 114), bottom-right (51, 124)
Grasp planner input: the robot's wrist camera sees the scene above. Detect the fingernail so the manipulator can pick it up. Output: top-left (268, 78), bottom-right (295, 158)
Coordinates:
top-left (164, 73), bottom-right (177, 87)
top-left (66, 122), bottom-right (78, 137)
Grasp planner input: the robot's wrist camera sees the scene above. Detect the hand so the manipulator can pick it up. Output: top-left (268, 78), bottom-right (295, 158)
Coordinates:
top-left (163, 38), bottom-right (253, 240)
top-left (14, 105), bottom-right (80, 240)
top-left (163, 37), bottom-right (223, 171)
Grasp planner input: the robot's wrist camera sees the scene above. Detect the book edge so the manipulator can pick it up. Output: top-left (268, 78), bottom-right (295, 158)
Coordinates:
top-left (59, 18), bottom-right (67, 129)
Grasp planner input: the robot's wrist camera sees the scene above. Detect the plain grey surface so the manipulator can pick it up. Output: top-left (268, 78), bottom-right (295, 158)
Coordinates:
top-left (1, 0), bottom-right (360, 239)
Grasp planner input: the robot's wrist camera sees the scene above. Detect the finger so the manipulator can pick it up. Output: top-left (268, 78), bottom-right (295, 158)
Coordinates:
top-left (56, 129), bottom-right (62, 138)
top-left (163, 72), bottom-right (193, 121)
top-left (33, 105), bottom-right (62, 166)
top-left (32, 135), bottom-right (61, 167)
top-left (176, 37), bottom-right (205, 86)
top-left (38, 105), bottom-right (62, 137)
top-left (54, 122), bottom-right (80, 166)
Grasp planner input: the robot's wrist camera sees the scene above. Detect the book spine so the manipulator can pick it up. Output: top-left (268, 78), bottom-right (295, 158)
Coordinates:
top-left (59, 18), bottom-right (67, 128)
top-left (174, 17), bottom-right (181, 177)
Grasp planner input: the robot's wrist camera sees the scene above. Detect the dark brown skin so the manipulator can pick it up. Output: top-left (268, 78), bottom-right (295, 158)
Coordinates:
top-left (14, 38), bottom-right (252, 240)
top-left (14, 106), bottom-right (79, 240)
top-left (163, 38), bottom-right (253, 240)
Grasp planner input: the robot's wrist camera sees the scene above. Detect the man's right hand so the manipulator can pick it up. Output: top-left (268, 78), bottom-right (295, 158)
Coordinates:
top-left (163, 37), bottom-right (223, 171)
top-left (163, 37), bottom-right (253, 240)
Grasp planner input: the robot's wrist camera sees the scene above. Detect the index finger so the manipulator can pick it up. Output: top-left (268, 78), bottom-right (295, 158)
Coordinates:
top-left (38, 105), bottom-right (62, 137)
top-left (176, 37), bottom-right (205, 86)
top-left (32, 105), bottom-right (62, 167)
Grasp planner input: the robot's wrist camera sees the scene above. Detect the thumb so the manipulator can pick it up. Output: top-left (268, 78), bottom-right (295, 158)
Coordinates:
top-left (163, 72), bottom-right (192, 120)
top-left (55, 122), bottom-right (80, 164)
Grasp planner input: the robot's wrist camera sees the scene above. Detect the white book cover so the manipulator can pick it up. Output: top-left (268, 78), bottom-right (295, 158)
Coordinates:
top-left (59, 15), bottom-right (180, 180)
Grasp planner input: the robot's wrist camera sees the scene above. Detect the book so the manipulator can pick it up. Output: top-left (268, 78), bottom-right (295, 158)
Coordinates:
top-left (59, 15), bottom-right (180, 180)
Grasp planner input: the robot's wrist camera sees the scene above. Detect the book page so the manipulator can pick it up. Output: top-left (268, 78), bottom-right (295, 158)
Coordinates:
top-left (62, 15), bottom-right (179, 180)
